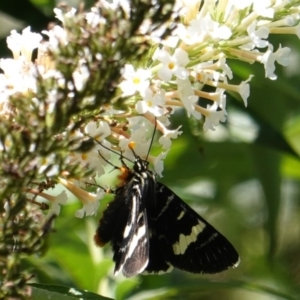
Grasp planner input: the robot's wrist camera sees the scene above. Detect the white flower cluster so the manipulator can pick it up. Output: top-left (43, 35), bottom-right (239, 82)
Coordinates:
top-left (1, 0), bottom-right (300, 217)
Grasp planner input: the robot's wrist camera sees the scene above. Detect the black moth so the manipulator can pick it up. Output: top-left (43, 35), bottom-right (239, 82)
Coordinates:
top-left (94, 149), bottom-right (240, 277)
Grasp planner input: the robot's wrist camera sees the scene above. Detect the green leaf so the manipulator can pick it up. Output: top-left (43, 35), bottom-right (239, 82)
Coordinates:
top-left (29, 283), bottom-right (113, 300)
top-left (285, 114), bottom-right (300, 155)
top-left (282, 155), bottom-right (300, 179)
top-left (251, 144), bottom-right (281, 259)
top-left (115, 278), bottom-right (139, 300)
top-left (227, 93), bottom-right (299, 159)
top-left (126, 287), bottom-right (177, 300)
top-left (44, 206), bottom-right (100, 290)
top-left (173, 280), bottom-right (297, 300)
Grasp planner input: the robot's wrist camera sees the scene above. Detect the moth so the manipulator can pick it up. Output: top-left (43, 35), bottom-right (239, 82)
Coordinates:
top-left (94, 148), bottom-right (240, 277)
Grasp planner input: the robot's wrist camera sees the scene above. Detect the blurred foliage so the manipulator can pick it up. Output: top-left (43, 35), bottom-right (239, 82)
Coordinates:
top-left (1, 0), bottom-right (300, 300)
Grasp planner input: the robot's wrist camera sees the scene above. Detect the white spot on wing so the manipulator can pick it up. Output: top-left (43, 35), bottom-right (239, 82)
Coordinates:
top-left (123, 195), bottom-right (137, 238)
top-left (177, 211), bottom-right (185, 220)
top-left (185, 233), bottom-right (193, 245)
top-left (233, 257), bottom-right (241, 268)
top-left (172, 222), bottom-right (206, 255)
top-left (173, 243), bottom-right (180, 255)
top-left (123, 224), bottom-right (131, 238)
top-left (179, 234), bottom-right (187, 254)
top-left (125, 224), bottom-right (147, 259)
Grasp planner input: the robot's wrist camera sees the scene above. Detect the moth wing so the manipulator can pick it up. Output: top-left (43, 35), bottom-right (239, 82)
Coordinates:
top-left (145, 182), bottom-right (239, 274)
top-left (113, 187), bottom-right (149, 277)
top-left (94, 190), bottom-right (127, 247)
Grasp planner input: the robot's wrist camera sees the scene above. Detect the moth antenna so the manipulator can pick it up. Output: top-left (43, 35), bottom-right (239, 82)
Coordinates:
top-left (97, 149), bottom-right (121, 172)
top-left (83, 181), bottom-right (115, 194)
top-left (92, 137), bottom-right (133, 164)
top-left (91, 136), bottom-right (134, 185)
top-left (146, 117), bottom-right (157, 161)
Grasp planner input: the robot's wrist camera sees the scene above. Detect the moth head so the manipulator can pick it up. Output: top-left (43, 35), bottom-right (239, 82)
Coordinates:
top-left (133, 156), bottom-right (149, 173)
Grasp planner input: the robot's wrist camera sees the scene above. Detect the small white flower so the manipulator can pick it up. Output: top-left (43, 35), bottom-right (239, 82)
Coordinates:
top-left (135, 88), bottom-right (166, 117)
top-left (275, 45), bottom-right (290, 67)
top-left (153, 151), bottom-right (169, 177)
top-left (216, 75), bottom-right (253, 107)
top-left (158, 114), bottom-right (171, 127)
top-left (67, 123), bottom-right (112, 177)
top-left (177, 20), bottom-right (206, 45)
top-left (232, 0), bottom-right (253, 9)
top-left (0, 55), bottom-right (38, 95)
top-left (102, 0), bottom-right (130, 16)
top-left (260, 44), bottom-right (290, 80)
top-left (263, 48), bottom-right (281, 79)
top-left (119, 126), bottom-right (150, 160)
top-left (158, 126), bottom-right (182, 150)
top-left (38, 154), bottom-right (60, 177)
top-left (42, 25), bottom-right (68, 49)
top-left (119, 64), bottom-right (151, 96)
top-left (203, 100), bottom-right (227, 131)
top-left (73, 63), bottom-right (90, 92)
top-left (75, 188), bottom-right (104, 218)
top-left (153, 48), bottom-right (189, 82)
top-left (59, 178), bottom-right (104, 218)
top-left (193, 58), bottom-right (232, 83)
top-left (241, 21), bottom-right (269, 50)
top-left (54, 7), bottom-right (76, 23)
top-left (211, 25), bottom-right (232, 40)
top-left (6, 30), bottom-right (22, 59)
top-left (0, 75), bottom-right (11, 116)
top-left (42, 190), bottom-right (68, 216)
top-left (86, 7), bottom-right (103, 27)
top-left (217, 57), bottom-right (233, 80)
top-left (237, 75), bottom-right (253, 106)
top-left (85, 121), bottom-right (111, 139)
top-left (178, 14), bottom-right (231, 44)
top-left (7, 27), bottom-right (42, 61)
top-left (253, 0), bottom-right (274, 18)
top-left (177, 78), bottom-right (201, 119)
top-left (0, 58), bottom-right (22, 78)
top-left (127, 116), bottom-right (148, 130)
top-left (69, 149), bottom-right (109, 177)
